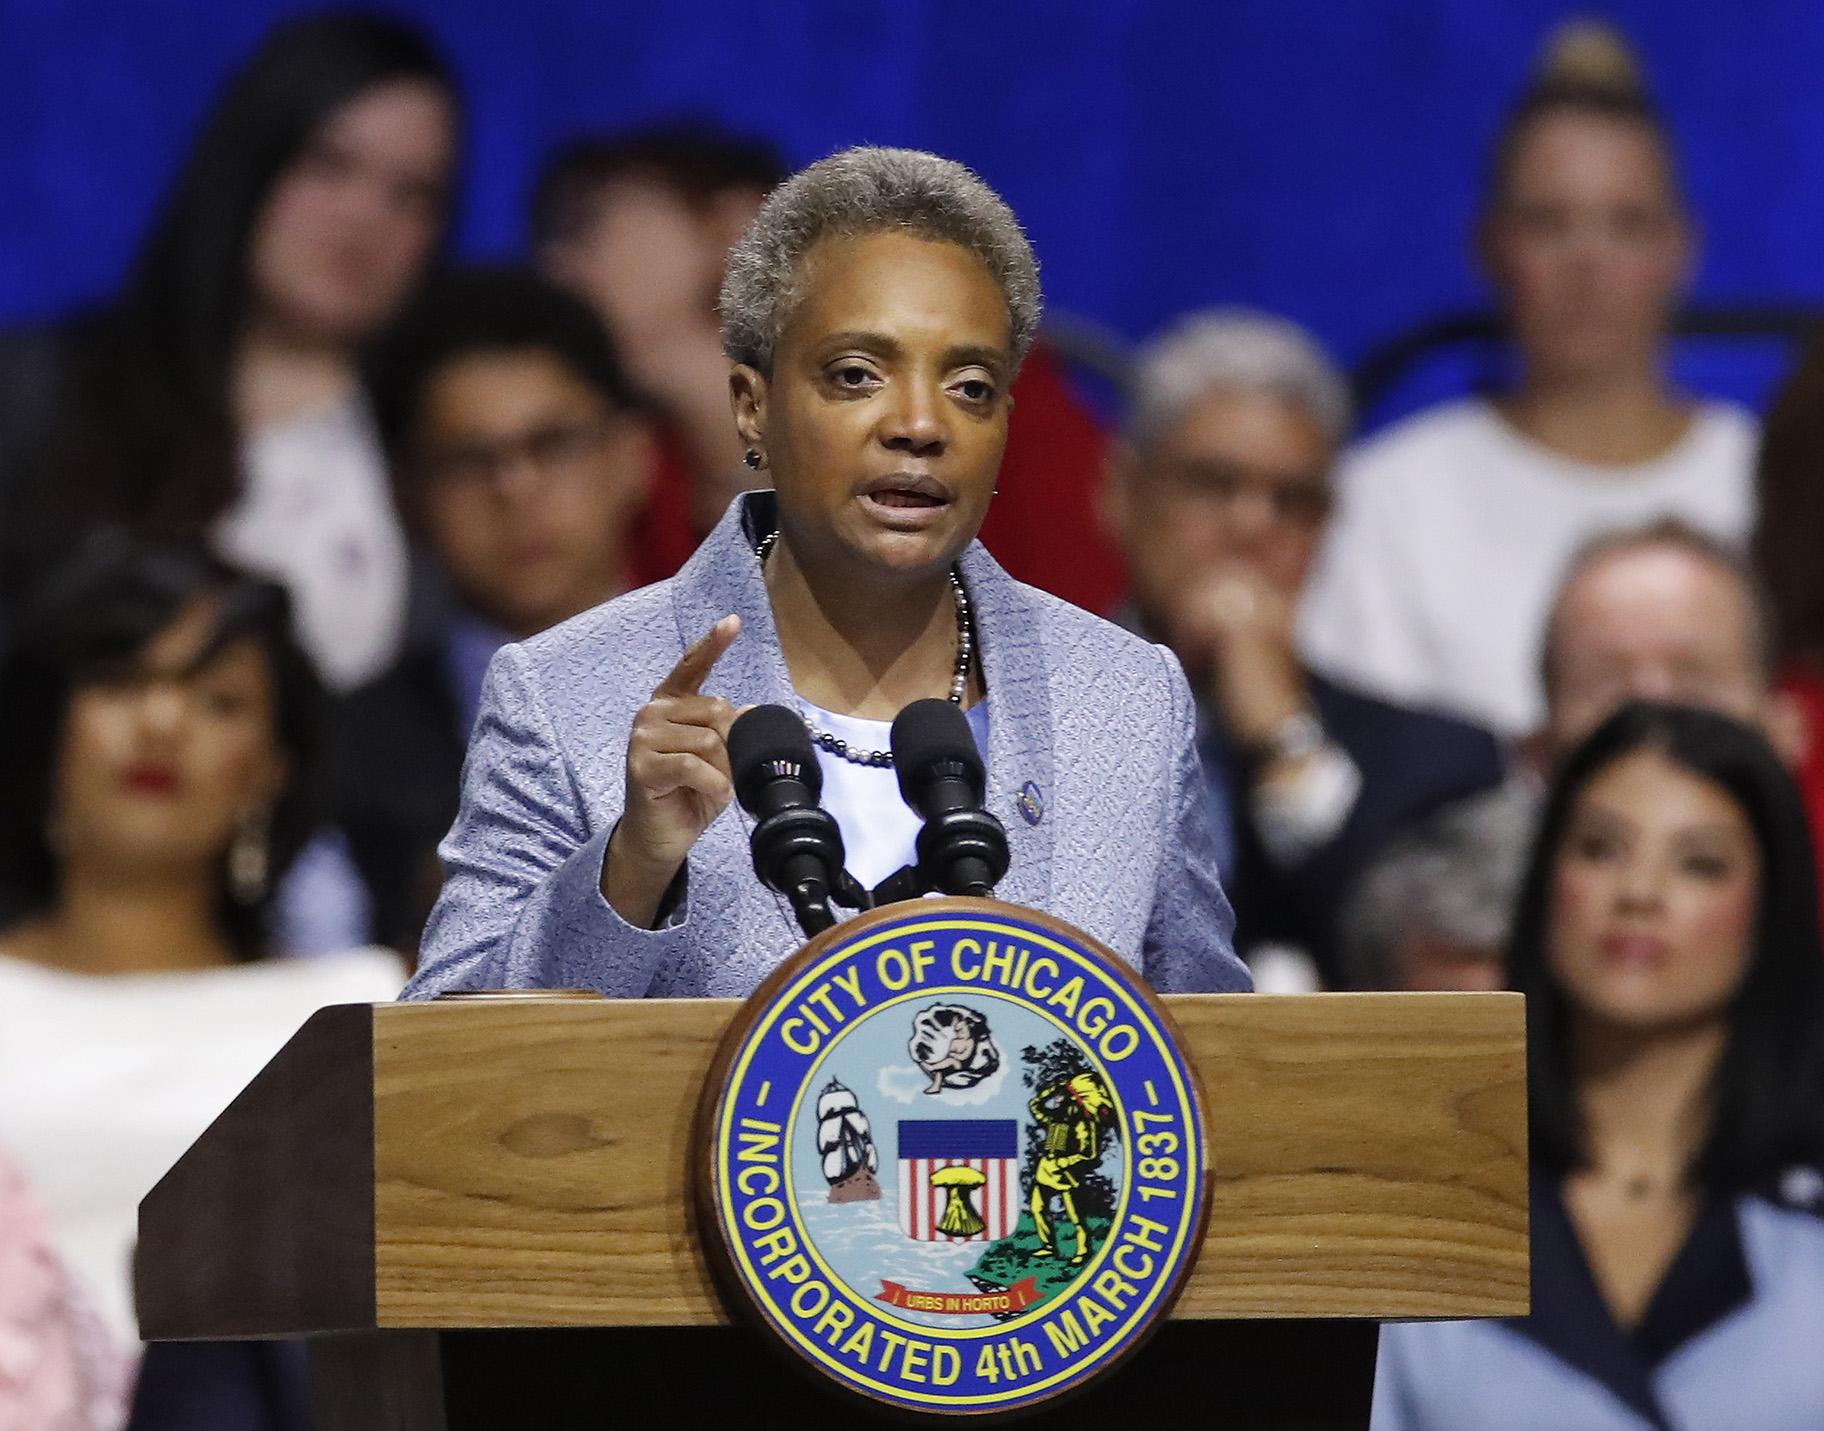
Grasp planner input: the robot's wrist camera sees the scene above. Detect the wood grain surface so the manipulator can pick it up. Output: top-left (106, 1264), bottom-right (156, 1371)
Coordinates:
top-left (1180, 992), bottom-right (1528, 1320)
top-left (369, 991), bottom-right (1526, 1329)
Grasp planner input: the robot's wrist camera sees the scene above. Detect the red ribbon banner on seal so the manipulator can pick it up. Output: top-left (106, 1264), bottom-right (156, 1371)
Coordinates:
top-left (874, 1277), bottom-right (1042, 1316)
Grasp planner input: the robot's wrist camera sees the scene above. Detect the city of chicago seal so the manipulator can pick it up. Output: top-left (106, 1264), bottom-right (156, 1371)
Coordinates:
top-left (697, 898), bottom-right (1210, 1416)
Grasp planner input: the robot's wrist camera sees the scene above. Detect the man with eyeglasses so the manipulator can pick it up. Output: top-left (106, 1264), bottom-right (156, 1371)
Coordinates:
top-left (1103, 310), bottom-right (1504, 986)
top-left (334, 267), bottom-right (654, 952)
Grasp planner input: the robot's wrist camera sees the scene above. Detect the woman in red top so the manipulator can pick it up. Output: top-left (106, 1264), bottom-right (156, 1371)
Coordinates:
top-left (1752, 336), bottom-right (1824, 868)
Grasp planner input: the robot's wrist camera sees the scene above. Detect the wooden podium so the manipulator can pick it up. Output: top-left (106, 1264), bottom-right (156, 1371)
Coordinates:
top-left (137, 991), bottom-right (1527, 1428)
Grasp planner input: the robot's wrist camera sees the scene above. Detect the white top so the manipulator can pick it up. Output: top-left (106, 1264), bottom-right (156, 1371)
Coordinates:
top-left (0, 948), bottom-right (405, 1343)
top-left (214, 394), bottom-right (409, 692)
top-left (1297, 397), bottom-right (1757, 737)
top-left (804, 700), bottom-right (992, 893)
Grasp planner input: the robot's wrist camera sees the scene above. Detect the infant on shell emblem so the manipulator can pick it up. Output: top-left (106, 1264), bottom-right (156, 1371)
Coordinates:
top-left (705, 905), bottom-right (1209, 1416)
top-left (908, 1002), bottom-right (1001, 1093)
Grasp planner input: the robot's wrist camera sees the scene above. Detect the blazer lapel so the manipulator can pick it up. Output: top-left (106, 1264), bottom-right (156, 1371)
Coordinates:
top-left (668, 492), bottom-right (797, 712)
top-left (961, 542), bottom-right (1056, 912)
top-left (668, 494), bottom-right (803, 942)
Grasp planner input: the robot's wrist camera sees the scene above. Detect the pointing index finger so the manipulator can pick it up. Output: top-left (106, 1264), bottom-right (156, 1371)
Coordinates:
top-left (654, 614), bottom-right (741, 699)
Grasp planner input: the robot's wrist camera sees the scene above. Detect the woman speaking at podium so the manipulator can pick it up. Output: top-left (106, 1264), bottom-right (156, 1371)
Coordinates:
top-left (404, 147), bottom-right (1248, 1000)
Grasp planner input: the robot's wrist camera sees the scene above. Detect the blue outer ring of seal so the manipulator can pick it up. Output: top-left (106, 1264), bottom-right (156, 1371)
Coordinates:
top-left (701, 900), bottom-right (1210, 1416)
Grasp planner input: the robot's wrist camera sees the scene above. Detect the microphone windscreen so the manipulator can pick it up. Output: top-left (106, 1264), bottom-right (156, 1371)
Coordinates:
top-left (728, 704), bottom-right (821, 810)
top-left (890, 699), bottom-right (984, 805)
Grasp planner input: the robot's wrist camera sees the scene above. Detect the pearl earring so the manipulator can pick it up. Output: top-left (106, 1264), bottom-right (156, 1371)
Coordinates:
top-left (228, 812), bottom-right (271, 904)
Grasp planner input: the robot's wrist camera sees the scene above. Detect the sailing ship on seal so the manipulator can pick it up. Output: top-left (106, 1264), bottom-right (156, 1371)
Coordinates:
top-left (817, 1080), bottom-right (881, 1202)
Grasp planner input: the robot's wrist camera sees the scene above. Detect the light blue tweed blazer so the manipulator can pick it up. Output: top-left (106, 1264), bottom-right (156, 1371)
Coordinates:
top-left (403, 494), bottom-right (1248, 1000)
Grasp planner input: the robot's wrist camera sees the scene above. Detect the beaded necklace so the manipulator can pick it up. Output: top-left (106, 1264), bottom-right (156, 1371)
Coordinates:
top-left (755, 529), bottom-right (972, 767)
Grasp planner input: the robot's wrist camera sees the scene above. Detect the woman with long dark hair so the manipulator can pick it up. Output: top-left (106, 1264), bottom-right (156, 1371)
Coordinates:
top-left (0, 540), bottom-right (403, 1355)
top-left (1374, 702), bottom-right (1824, 1428)
top-left (8, 13), bottom-right (461, 691)
top-left (1301, 22), bottom-right (1755, 740)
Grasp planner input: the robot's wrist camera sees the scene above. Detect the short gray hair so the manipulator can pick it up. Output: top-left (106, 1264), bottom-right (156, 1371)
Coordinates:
top-left (1337, 785), bottom-right (1536, 990)
top-left (1125, 308), bottom-right (1352, 451)
top-left (1539, 517), bottom-right (1776, 699)
top-left (719, 146), bottom-right (1042, 374)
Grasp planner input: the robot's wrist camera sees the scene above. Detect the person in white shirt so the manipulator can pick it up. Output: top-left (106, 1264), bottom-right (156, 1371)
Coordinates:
top-left (8, 14), bottom-right (462, 693)
top-left (0, 543), bottom-right (404, 1349)
top-left (1299, 22), bottom-right (1756, 739)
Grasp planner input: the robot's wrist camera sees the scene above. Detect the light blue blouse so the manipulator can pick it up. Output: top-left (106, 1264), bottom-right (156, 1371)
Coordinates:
top-left (1374, 1171), bottom-right (1824, 1430)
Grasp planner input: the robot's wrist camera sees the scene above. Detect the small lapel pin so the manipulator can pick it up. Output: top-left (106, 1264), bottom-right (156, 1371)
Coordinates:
top-left (1015, 781), bottom-right (1044, 826)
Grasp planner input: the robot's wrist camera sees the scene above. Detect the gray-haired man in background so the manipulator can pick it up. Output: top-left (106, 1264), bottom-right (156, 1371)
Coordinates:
top-left (1103, 310), bottom-right (1506, 986)
top-left (1341, 518), bottom-right (1804, 990)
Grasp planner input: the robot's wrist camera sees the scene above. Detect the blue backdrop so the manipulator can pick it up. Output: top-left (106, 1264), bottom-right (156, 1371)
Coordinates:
top-left (5, 0), bottom-right (1822, 423)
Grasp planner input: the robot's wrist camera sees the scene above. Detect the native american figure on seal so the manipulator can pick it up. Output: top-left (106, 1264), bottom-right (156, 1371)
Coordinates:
top-left (1027, 1070), bottom-right (1116, 1264)
top-left (908, 1003), bottom-right (1000, 1094)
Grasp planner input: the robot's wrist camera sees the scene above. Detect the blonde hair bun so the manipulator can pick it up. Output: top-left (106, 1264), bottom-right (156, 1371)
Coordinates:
top-left (1535, 18), bottom-right (1647, 101)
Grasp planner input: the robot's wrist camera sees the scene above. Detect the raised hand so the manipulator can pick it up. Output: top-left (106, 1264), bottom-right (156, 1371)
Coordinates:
top-left (1171, 565), bottom-right (1308, 752)
top-left (601, 614), bottom-right (742, 926)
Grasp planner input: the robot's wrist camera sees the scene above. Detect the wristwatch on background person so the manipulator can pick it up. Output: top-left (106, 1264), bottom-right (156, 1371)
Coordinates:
top-left (1246, 709), bottom-right (1364, 866)
top-left (1248, 709), bottom-right (1328, 769)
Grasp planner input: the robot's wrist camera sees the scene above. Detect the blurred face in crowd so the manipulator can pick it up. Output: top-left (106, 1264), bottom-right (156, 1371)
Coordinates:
top-left (544, 178), bottom-right (759, 351)
top-left (1544, 544), bottom-right (1769, 763)
top-left (1397, 935), bottom-right (1507, 993)
top-left (247, 79), bottom-right (456, 347)
top-left (1110, 388), bottom-right (1333, 628)
top-left (544, 175), bottom-right (773, 531)
top-left (54, 602), bottom-right (288, 882)
top-left (1483, 112), bottom-right (1689, 384)
top-left (733, 231), bottom-right (1012, 582)
top-left (410, 349), bottom-right (651, 637)
top-left (1548, 749), bottom-right (1758, 1033)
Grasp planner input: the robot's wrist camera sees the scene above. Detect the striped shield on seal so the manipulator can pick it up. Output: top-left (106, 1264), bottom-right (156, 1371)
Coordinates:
top-left (896, 1119), bottom-right (1020, 1242)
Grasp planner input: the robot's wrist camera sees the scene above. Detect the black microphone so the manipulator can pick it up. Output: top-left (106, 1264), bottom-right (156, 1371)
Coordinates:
top-left (891, 699), bottom-right (1010, 898)
top-left (728, 705), bottom-right (847, 937)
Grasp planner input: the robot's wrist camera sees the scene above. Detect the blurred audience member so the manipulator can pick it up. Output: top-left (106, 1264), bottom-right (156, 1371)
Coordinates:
top-left (534, 124), bottom-right (784, 546)
top-left (342, 268), bottom-right (652, 952)
top-left (976, 341), bottom-right (1128, 615)
top-left (1752, 333), bottom-right (1824, 870)
top-left (1350, 518), bottom-right (1804, 990)
top-left (533, 121), bottom-right (1127, 610)
top-left (1337, 786), bottom-right (1531, 991)
top-left (1301, 21), bottom-right (1755, 738)
top-left (0, 542), bottom-right (404, 1351)
top-left (3, 14), bottom-right (461, 692)
top-left (0, 1143), bottom-right (129, 1431)
top-left (1103, 310), bottom-right (1503, 982)
top-left (1375, 703), bottom-right (1824, 1428)
top-left (1537, 520), bottom-right (1799, 770)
